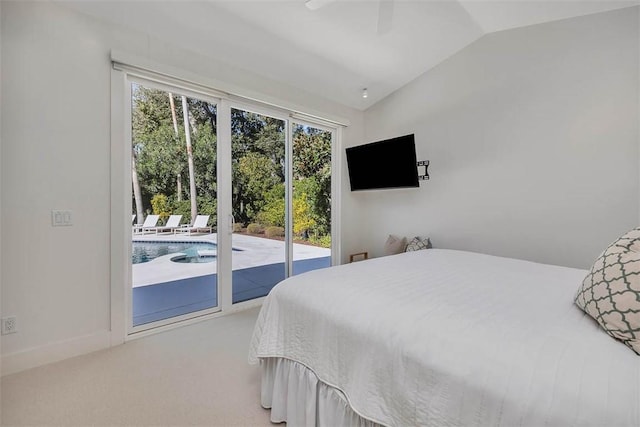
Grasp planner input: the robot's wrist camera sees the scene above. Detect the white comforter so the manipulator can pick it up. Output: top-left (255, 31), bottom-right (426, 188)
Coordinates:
top-left (249, 249), bottom-right (640, 426)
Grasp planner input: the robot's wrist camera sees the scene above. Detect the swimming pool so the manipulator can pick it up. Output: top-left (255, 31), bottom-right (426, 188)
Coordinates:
top-left (132, 241), bottom-right (217, 264)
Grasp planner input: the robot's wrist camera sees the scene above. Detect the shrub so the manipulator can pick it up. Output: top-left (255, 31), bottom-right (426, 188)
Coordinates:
top-left (233, 222), bottom-right (245, 233)
top-left (198, 197), bottom-right (216, 216)
top-left (256, 198), bottom-right (285, 228)
top-left (151, 194), bottom-right (171, 222)
top-left (169, 197), bottom-right (217, 227)
top-left (170, 199), bottom-right (192, 225)
top-left (198, 197), bottom-right (217, 227)
top-left (293, 194), bottom-right (316, 236)
top-left (309, 234), bottom-right (331, 248)
top-left (265, 226), bottom-right (285, 238)
top-left (247, 223), bottom-right (263, 234)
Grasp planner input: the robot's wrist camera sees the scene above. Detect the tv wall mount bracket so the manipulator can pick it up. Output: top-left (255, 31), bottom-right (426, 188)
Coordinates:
top-left (417, 160), bottom-right (430, 181)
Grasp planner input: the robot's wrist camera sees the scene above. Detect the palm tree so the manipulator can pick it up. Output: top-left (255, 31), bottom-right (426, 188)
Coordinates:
top-left (181, 96), bottom-right (198, 224)
top-left (168, 93), bottom-right (182, 201)
top-left (131, 147), bottom-right (144, 224)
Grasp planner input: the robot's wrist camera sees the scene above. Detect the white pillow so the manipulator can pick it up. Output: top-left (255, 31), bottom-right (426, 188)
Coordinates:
top-left (384, 235), bottom-right (407, 256)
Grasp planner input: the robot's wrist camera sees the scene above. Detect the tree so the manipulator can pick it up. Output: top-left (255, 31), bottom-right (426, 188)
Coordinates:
top-left (293, 194), bottom-right (316, 237)
top-left (133, 87), bottom-right (337, 245)
top-left (132, 87), bottom-right (333, 245)
top-left (131, 147), bottom-right (144, 224)
top-left (237, 152), bottom-right (280, 221)
top-left (181, 96), bottom-right (198, 224)
top-left (151, 194), bottom-right (171, 222)
top-left (231, 110), bottom-right (285, 224)
top-left (256, 185), bottom-right (285, 227)
top-left (293, 125), bottom-right (332, 237)
top-left (132, 85), bottom-right (185, 209)
top-left (132, 85), bottom-right (219, 228)
top-left (168, 92), bottom-right (182, 201)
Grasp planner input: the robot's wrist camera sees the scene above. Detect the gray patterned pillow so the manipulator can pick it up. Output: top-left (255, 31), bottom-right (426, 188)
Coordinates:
top-left (405, 236), bottom-right (432, 252)
top-left (575, 227), bottom-right (640, 355)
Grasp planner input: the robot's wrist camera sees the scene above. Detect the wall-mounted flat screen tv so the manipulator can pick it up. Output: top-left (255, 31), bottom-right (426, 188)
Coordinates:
top-left (346, 134), bottom-right (419, 191)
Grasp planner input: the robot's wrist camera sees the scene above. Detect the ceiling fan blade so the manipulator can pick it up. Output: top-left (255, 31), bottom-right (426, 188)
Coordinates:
top-left (377, 0), bottom-right (394, 35)
top-left (305, 0), bottom-right (337, 11)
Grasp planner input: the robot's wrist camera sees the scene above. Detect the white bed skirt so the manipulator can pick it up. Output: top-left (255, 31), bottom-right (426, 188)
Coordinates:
top-left (260, 357), bottom-right (381, 427)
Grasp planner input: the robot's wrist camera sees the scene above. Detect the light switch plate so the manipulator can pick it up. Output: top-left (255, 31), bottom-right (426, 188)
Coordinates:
top-left (51, 210), bottom-right (73, 226)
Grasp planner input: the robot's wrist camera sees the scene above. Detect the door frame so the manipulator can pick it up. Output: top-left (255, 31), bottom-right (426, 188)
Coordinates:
top-left (110, 61), bottom-right (343, 343)
top-left (122, 75), bottom-right (224, 336)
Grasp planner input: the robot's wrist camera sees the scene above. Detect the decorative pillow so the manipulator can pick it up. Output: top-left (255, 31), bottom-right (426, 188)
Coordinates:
top-left (575, 227), bottom-right (640, 355)
top-left (384, 235), bottom-right (407, 256)
top-left (405, 236), bottom-right (432, 252)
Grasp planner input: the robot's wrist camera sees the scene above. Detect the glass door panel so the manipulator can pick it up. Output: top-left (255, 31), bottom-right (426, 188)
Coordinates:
top-left (291, 123), bottom-right (332, 275)
top-left (131, 82), bottom-right (218, 327)
top-left (231, 108), bottom-right (286, 303)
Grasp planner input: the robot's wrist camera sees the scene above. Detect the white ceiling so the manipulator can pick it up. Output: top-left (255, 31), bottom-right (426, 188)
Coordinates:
top-left (60, 0), bottom-right (639, 110)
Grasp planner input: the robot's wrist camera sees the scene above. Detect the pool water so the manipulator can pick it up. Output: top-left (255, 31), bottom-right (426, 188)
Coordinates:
top-left (132, 241), bottom-right (217, 264)
top-left (171, 254), bottom-right (216, 264)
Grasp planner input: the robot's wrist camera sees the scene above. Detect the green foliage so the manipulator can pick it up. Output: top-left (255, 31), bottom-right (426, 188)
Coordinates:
top-left (192, 122), bottom-right (217, 199)
top-left (308, 234), bottom-right (331, 248)
top-left (293, 194), bottom-right (316, 236)
top-left (170, 199), bottom-right (192, 225)
top-left (169, 196), bottom-right (216, 227)
top-left (235, 152), bottom-right (280, 221)
top-left (247, 223), bottom-right (263, 234)
top-left (231, 110), bottom-right (285, 225)
top-left (293, 126), bottom-right (331, 237)
top-left (293, 125), bottom-right (331, 180)
top-left (265, 226), bottom-right (285, 238)
top-left (133, 87), bottom-right (185, 205)
top-left (132, 85), bottom-right (218, 214)
top-left (256, 185), bottom-right (285, 227)
top-left (132, 85), bottom-right (332, 247)
top-left (198, 197), bottom-right (217, 228)
top-left (151, 194), bottom-right (171, 222)
top-left (294, 177), bottom-right (330, 236)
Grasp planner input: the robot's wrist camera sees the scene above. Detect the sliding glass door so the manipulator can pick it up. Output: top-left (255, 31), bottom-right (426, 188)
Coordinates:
top-left (129, 78), bottom-right (219, 330)
top-left (291, 123), bottom-right (332, 275)
top-left (122, 73), bottom-right (336, 333)
top-left (229, 113), bottom-right (334, 303)
top-left (230, 108), bottom-right (286, 303)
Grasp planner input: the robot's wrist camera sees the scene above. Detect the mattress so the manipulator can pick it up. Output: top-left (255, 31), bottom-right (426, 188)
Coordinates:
top-left (249, 249), bottom-right (640, 426)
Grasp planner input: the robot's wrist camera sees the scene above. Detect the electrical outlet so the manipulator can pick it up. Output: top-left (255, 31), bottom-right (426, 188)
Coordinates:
top-left (2, 316), bottom-right (17, 335)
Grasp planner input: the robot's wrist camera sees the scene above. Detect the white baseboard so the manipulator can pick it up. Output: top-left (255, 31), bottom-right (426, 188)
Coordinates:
top-left (1, 331), bottom-right (112, 377)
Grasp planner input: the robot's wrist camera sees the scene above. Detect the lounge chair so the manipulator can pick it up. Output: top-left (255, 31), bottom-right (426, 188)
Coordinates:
top-left (133, 214), bottom-right (160, 234)
top-left (175, 215), bottom-right (212, 235)
top-left (148, 215), bottom-right (183, 235)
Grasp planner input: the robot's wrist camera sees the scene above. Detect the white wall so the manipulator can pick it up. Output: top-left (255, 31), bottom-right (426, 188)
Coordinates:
top-left (5, 1), bottom-right (634, 377)
top-left (0, 1), bottom-right (363, 374)
top-left (0, 0), bottom-right (3, 387)
top-left (357, 7), bottom-right (639, 268)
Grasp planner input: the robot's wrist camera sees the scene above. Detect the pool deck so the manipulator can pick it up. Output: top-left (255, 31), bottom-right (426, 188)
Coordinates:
top-left (131, 232), bottom-right (331, 326)
top-left (132, 232), bottom-right (330, 287)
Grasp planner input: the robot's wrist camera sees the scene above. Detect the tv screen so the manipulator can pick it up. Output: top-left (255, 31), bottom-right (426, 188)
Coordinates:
top-left (346, 134), bottom-right (419, 191)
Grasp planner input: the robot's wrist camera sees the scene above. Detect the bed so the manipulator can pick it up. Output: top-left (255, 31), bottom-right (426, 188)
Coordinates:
top-left (248, 249), bottom-right (640, 426)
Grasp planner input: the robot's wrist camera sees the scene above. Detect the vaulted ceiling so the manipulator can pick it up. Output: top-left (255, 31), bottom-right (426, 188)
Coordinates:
top-left (61, 0), bottom-right (639, 110)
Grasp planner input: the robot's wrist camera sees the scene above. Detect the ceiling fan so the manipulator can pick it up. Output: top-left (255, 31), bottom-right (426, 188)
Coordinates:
top-left (305, 0), bottom-right (395, 35)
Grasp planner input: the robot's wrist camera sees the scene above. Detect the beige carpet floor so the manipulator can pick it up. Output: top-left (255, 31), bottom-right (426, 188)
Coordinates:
top-left (1, 307), bottom-right (274, 426)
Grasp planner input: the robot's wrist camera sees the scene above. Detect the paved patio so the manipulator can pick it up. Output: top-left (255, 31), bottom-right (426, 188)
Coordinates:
top-left (131, 232), bottom-right (331, 326)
